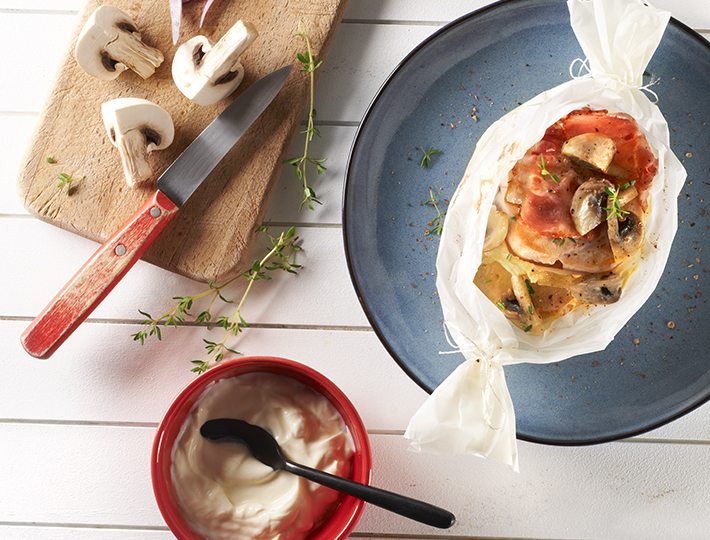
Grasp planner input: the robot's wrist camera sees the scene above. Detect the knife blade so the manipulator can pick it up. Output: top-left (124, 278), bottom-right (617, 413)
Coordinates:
top-left (21, 64), bottom-right (293, 359)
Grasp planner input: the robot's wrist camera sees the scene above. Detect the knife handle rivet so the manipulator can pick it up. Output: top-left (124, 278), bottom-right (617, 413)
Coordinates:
top-left (150, 207), bottom-right (162, 218)
top-left (114, 244), bottom-right (127, 256)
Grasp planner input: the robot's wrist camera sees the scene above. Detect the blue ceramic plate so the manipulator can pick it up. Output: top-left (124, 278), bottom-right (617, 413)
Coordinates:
top-left (343, 0), bottom-right (710, 444)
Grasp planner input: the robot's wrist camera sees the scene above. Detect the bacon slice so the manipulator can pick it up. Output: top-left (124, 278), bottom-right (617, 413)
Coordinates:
top-left (503, 108), bottom-right (657, 270)
top-left (506, 218), bottom-right (615, 273)
top-left (506, 108), bottom-right (657, 242)
top-left (561, 110), bottom-right (657, 201)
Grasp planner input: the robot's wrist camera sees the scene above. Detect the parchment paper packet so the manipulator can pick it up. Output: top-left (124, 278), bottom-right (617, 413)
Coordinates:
top-left (404, 0), bottom-right (687, 471)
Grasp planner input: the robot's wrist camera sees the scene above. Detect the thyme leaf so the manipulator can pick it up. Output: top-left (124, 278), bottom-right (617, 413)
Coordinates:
top-left (552, 236), bottom-right (577, 246)
top-left (603, 180), bottom-right (635, 221)
top-left (57, 172), bottom-right (82, 194)
top-left (537, 154), bottom-right (561, 184)
top-left (422, 187), bottom-right (447, 235)
top-left (420, 146), bottom-right (441, 168)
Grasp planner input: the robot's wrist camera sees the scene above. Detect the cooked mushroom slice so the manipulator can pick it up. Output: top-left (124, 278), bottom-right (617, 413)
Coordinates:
top-left (172, 20), bottom-right (258, 106)
top-left (561, 133), bottom-right (617, 173)
top-left (500, 275), bottom-right (542, 332)
top-left (570, 178), bottom-right (614, 236)
top-left (499, 290), bottom-right (522, 317)
top-left (569, 273), bottom-right (624, 305)
top-left (102, 98), bottom-right (174, 187)
top-left (75, 5), bottom-right (163, 80)
top-left (483, 209), bottom-right (509, 251)
top-left (608, 210), bottom-right (644, 257)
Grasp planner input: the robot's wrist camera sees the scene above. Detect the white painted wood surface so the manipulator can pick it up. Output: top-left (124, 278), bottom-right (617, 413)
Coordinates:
top-left (1, 1), bottom-right (709, 539)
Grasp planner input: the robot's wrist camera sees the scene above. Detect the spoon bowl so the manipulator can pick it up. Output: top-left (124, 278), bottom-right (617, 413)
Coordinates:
top-left (201, 418), bottom-right (456, 529)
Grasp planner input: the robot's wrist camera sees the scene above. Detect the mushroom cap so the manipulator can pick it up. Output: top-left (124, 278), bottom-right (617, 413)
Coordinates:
top-left (172, 20), bottom-right (258, 106)
top-left (75, 5), bottom-right (138, 80)
top-left (569, 273), bottom-right (624, 305)
top-left (561, 132), bottom-right (617, 173)
top-left (101, 98), bottom-right (174, 151)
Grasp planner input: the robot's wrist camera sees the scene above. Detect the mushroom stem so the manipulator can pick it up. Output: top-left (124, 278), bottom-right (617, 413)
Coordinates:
top-left (200, 21), bottom-right (257, 83)
top-left (115, 129), bottom-right (155, 186)
top-left (104, 32), bottom-right (164, 79)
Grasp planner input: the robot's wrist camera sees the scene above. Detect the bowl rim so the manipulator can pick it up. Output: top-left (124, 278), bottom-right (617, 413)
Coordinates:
top-left (151, 356), bottom-right (372, 540)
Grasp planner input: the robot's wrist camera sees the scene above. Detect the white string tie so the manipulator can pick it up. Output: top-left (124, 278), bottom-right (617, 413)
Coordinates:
top-left (439, 322), bottom-right (507, 431)
top-left (569, 57), bottom-right (660, 103)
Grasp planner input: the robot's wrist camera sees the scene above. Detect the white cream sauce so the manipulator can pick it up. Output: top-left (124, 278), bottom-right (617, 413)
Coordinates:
top-left (171, 372), bottom-right (355, 540)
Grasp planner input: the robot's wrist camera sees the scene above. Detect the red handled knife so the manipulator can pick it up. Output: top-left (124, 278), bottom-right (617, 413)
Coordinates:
top-left (21, 64), bottom-right (293, 359)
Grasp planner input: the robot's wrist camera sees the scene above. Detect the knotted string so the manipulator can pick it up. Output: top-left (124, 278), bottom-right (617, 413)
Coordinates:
top-left (440, 321), bottom-right (507, 431)
top-left (569, 57), bottom-right (660, 104)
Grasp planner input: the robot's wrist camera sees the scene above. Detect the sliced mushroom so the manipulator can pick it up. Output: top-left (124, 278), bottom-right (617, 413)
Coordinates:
top-left (499, 290), bottom-right (523, 317)
top-left (608, 210), bottom-right (644, 258)
top-left (75, 5), bottom-right (163, 80)
top-left (570, 178), bottom-right (614, 236)
top-left (561, 133), bottom-right (617, 173)
top-left (569, 273), bottom-right (624, 305)
top-left (102, 98), bottom-right (174, 187)
top-left (498, 275), bottom-right (542, 333)
top-left (172, 20), bottom-right (258, 106)
top-left (483, 208), bottom-right (509, 251)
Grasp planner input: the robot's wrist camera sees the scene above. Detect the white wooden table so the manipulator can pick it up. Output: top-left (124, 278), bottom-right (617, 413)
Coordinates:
top-left (2, 1), bottom-right (709, 539)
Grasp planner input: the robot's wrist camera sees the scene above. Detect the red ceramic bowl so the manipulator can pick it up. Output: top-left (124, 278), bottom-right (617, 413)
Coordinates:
top-left (151, 356), bottom-right (372, 540)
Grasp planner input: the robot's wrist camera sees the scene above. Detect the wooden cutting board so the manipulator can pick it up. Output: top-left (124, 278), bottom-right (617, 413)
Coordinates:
top-left (17, 0), bottom-right (348, 282)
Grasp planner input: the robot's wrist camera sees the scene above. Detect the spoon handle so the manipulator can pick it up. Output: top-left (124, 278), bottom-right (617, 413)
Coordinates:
top-left (282, 459), bottom-right (455, 529)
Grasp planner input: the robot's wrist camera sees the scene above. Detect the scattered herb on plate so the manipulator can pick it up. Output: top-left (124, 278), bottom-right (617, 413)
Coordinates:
top-left (420, 146), bottom-right (441, 168)
top-left (423, 187), bottom-right (447, 235)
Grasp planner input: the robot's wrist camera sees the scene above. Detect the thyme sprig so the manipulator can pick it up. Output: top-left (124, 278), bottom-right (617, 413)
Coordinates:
top-left (423, 187), bottom-right (447, 235)
top-left (132, 226), bottom-right (301, 373)
top-left (284, 21), bottom-right (327, 212)
top-left (537, 155), bottom-right (561, 184)
top-left (604, 180), bottom-right (636, 220)
top-left (57, 172), bottom-right (82, 194)
top-left (420, 146), bottom-right (441, 168)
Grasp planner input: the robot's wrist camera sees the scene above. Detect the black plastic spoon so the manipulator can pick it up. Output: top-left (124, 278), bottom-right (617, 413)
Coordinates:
top-left (200, 418), bottom-right (456, 529)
